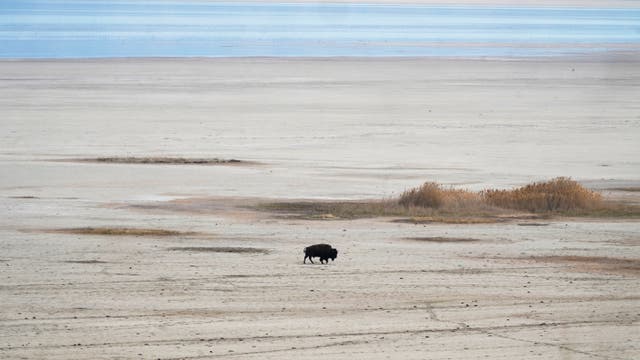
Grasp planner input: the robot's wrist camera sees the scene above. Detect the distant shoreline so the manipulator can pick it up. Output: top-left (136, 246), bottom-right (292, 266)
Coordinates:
top-left (2, 51), bottom-right (639, 63)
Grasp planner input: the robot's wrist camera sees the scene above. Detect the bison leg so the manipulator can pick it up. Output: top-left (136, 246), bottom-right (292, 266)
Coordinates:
top-left (304, 255), bottom-right (307, 264)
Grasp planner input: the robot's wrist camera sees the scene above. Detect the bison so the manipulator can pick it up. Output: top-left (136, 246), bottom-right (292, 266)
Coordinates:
top-left (303, 244), bottom-right (338, 264)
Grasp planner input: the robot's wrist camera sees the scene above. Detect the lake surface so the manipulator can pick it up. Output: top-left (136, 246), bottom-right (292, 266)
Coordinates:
top-left (1, 0), bottom-right (639, 58)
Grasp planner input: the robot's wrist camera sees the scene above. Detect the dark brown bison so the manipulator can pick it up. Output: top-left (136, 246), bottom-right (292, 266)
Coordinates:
top-left (303, 244), bottom-right (338, 264)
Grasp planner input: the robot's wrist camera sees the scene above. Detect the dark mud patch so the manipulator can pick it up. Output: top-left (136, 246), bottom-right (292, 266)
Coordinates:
top-left (64, 260), bottom-right (108, 264)
top-left (121, 197), bottom-right (264, 221)
top-left (60, 157), bottom-right (256, 165)
top-left (45, 227), bottom-right (199, 237)
top-left (224, 274), bottom-right (277, 278)
top-left (168, 247), bottom-right (269, 254)
top-left (517, 223), bottom-right (550, 226)
top-left (405, 237), bottom-right (481, 243)
top-left (256, 200), bottom-right (402, 220)
top-left (393, 217), bottom-right (504, 224)
top-left (8, 195), bottom-right (39, 199)
top-left (527, 256), bottom-right (640, 276)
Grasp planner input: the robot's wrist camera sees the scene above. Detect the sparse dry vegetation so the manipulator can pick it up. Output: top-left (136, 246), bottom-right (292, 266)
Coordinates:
top-left (258, 200), bottom-right (423, 220)
top-left (257, 199), bottom-right (502, 222)
top-left (48, 227), bottom-right (198, 237)
top-left (257, 177), bottom-right (640, 221)
top-left (67, 157), bottom-right (248, 165)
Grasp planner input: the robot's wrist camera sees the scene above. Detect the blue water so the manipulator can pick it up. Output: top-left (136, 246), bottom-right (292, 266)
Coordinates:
top-left (1, 0), bottom-right (639, 58)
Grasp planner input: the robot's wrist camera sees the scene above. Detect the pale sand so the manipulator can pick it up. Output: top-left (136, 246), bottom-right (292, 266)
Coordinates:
top-left (0, 56), bottom-right (639, 359)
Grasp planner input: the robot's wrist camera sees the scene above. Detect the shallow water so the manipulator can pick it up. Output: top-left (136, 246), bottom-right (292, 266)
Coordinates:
top-left (1, 0), bottom-right (639, 58)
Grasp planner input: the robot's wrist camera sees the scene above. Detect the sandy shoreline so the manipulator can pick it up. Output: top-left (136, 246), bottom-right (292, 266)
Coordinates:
top-left (3, 49), bottom-right (640, 62)
top-left (1, 55), bottom-right (639, 359)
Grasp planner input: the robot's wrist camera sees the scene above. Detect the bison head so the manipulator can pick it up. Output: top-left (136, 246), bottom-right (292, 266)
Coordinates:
top-left (330, 248), bottom-right (338, 261)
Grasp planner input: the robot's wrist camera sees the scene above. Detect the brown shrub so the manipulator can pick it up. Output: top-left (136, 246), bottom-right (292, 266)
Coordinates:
top-left (481, 177), bottom-right (602, 213)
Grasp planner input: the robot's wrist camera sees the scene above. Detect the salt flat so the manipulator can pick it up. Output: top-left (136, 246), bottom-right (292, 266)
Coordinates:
top-left (2, 57), bottom-right (639, 197)
top-left (1, 57), bottom-right (639, 359)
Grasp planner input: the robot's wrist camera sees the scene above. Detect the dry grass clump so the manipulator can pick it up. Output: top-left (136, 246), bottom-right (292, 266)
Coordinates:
top-left (399, 178), bottom-right (606, 214)
top-left (398, 182), bottom-right (487, 211)
top-left (399, 182), bottom-right (445, 208)
top-left (48, 227), bottom-right (197, 237)
top-left (481, 177), bottom-right (602, 213)
top-left (69, 157), bottom-right (246, 165)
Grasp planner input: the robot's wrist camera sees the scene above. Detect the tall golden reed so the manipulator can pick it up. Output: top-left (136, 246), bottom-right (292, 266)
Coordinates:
top-left (481, 177), bottom-right (602, 212)
top-left (399, 177), bottom-right (602, 213)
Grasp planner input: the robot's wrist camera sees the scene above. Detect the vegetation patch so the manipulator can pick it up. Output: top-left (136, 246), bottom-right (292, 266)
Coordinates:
top-left (257, 200), bottom-right (498, 221)
top-left (66, 157), bottom-right (250, 165)
top-left (257, 177), bottom-right (640, 222)
top-left (481, 177), bottom-right (603, 213)
top-left (168, 247), bottom-right (269, 254)
top-left (399, 182), bottom-right (480, 209)
top-left (48, 227), bottom-right (198, 237)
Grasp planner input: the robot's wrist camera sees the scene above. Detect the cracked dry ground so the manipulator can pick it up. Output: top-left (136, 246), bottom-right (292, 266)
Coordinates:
top-left (1, 209), bottom-right (639, 360)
